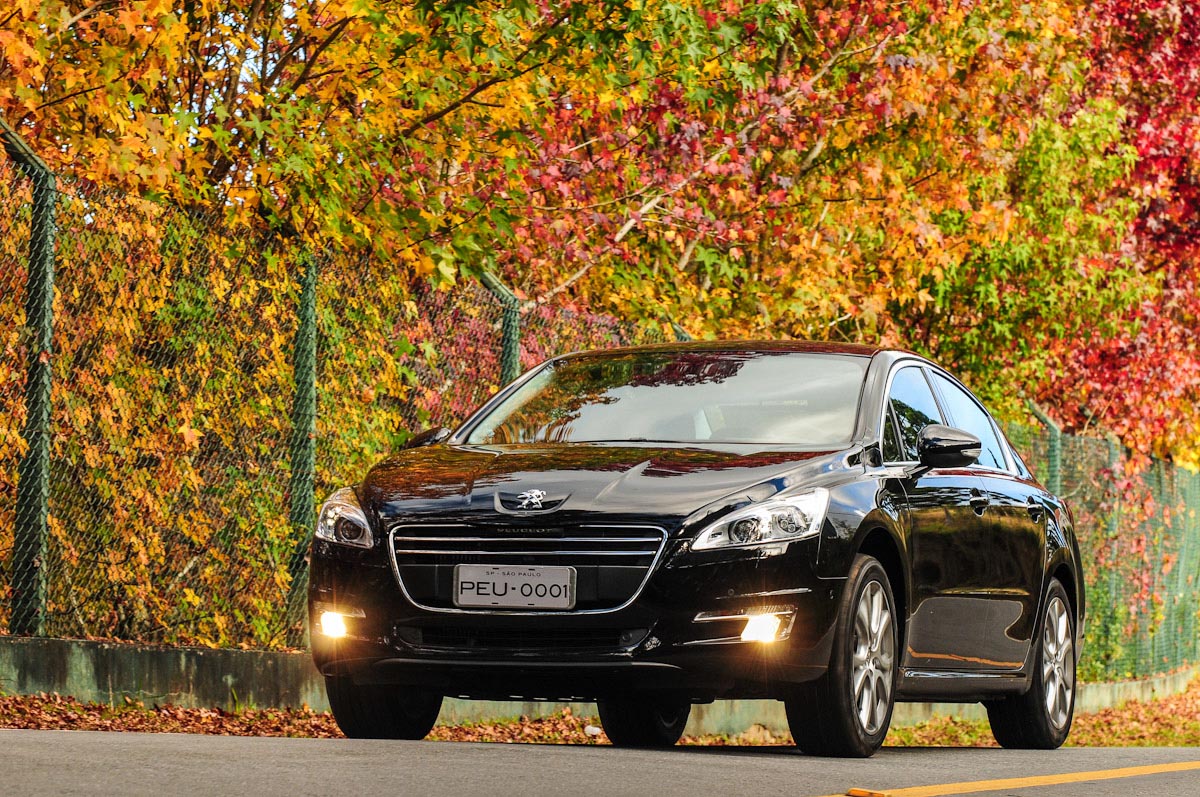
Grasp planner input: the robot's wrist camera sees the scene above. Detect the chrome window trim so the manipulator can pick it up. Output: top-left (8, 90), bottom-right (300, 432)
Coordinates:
top-left (386, 523), bottom-right (670, 616)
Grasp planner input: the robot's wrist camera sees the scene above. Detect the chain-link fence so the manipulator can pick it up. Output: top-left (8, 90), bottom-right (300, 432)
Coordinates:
top-left (0, 148), bottom-right (306, 648)
top-left (0, 127), bottom-right (663, 650)
top-left (1006, 421), bottom-right (1200, 681)
top-left (1, 124), bottom-right (1198, 681)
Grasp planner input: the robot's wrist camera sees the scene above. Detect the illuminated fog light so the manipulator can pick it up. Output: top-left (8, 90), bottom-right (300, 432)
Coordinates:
top-left (319, 611), bottom-right (348, 638)
top-left (741, 613), bottom-right (784, 643)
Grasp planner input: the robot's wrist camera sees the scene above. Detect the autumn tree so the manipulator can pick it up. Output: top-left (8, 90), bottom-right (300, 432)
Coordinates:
top-left (0, 4), bottom-right (638, 255)
top-left (1037, 0), bottom-right (1200, 464)
top-left (491, 1), bottom-right (1149, 419)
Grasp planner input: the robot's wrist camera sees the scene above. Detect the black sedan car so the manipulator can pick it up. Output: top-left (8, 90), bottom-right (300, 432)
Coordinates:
top-left (309, 342), bottom-right (1083, 757)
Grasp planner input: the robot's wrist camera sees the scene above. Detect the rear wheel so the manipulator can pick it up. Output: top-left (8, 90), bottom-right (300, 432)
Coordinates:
top-left (786, 554), bottom-right (897, 757)
top-left (325, 675), bottom-right (443, 739)
top-left (985, 579), bottom-right (1075, 749)
top-left (597, 695), bottom-right (691, 748)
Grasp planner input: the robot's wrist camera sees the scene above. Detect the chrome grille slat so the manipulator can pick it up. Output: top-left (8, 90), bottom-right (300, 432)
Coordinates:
top-left (393, 549), bottom-right (656, 557)
top-left (387, 522), bottom-right (669, 615)
top-left (392, 535), bottom-right (662, 544)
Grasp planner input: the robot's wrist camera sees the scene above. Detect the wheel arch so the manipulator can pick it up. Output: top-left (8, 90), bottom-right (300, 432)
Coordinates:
top-left (1045, 505), bottom-right (1084, 631)
top-left (1051, 561), bottom-right (1079, 627)
top-left (855, 526), bottom-right (908, 648)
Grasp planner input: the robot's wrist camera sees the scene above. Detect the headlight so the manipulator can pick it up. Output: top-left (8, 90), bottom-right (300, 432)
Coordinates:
top-left (691, 489), bottom-right (830, 551)
top-left (315, 487), bottom-right (373, 549)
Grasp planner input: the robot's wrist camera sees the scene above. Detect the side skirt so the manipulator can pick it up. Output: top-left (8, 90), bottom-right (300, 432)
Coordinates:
top-left (895, 611), bottom-right (1039, 702)
top-left (895, 668), bottom-right (1032, 702)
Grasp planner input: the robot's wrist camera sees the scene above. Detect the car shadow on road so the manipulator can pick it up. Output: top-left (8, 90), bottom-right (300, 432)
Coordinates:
top-left (670, 744), bottom-right (985, 758)
top-left (458, 740), bottom-right (986, 758)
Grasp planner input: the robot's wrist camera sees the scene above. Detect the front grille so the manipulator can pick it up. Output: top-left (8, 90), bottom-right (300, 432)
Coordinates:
top-left (388, 523), bottom-right (668, 613)
top-left (395, 625), bottom-right (650, 651)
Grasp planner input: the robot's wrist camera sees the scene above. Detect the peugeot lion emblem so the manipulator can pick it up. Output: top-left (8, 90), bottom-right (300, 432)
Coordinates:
top-left (516, 489), bottom-right (547, 510)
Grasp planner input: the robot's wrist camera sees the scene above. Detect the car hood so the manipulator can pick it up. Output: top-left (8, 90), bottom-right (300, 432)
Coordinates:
top-left (360, 443), bottom-right (849, 532)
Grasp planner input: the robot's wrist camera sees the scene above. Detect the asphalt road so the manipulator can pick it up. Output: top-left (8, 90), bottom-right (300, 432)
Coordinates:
top-left (1, 731), bottom-right (1197, 797)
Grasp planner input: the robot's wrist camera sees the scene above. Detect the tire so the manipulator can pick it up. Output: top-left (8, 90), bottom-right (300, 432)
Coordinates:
top-left (597, 696), bottom-right (691, 748)
top-left (786, 554), bottom-right (898, 757)
top-left (325, 675), bottom-right (443, 739)
top-left (985, 579), bottom-right (1076, 749)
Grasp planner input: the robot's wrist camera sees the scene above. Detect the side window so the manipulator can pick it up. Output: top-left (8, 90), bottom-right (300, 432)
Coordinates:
top-left (887, 367), bottom-right (944, 461)
top-left (1007, 440), bottom-right (1033, 479)
top-left (930, 373), bottom-right (1006, 470)
top-left (882, 410), bottom-right (903, 462)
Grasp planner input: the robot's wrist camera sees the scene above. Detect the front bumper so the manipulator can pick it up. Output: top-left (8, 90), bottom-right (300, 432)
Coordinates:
top-left (309, 538), bottom-right (845, 701)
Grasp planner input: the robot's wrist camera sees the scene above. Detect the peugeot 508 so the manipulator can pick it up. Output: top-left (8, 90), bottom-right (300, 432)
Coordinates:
top-left (309, 342), bottom-right (1083, 756)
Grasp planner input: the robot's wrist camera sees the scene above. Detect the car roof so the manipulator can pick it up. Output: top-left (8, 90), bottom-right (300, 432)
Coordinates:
top-left (561, 339), bottom-right (892, 359)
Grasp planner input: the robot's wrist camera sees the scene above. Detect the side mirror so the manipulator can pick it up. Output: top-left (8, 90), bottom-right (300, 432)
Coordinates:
top-left (402, 426), bottom-right (452, 450)
top-left (917, 424), bottom-right (981, 469)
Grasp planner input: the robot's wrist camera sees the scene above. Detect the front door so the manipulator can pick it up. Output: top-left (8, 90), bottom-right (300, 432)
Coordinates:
top-left (883, 365), bottom-right (996, 672)
top-left (928, 371), bottom-right (1046, 671)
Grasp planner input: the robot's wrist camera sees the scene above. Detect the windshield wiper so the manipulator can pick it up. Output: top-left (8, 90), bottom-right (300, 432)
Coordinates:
top-left (576, 438), bottom-right (688, 444)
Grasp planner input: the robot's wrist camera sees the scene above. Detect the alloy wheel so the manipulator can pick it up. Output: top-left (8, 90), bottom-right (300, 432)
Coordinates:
top-left (851, 579), bottom-right (895, 735)
top-left (1041, 595), bottom-right (1074, 730)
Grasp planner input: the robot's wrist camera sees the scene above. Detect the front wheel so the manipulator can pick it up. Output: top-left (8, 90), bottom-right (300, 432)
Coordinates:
top-left (985, 579), bottom-right (1076, 749)
top-left (597, 696), bottom-right (691, 748)
top-left (786, 554), bottom-right (897, 757)
top-left (325, 676), bottom-right (443, 739)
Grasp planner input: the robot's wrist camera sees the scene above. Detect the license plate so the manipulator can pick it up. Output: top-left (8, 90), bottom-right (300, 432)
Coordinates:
top-left (453, 565), bottom-right (576, 610)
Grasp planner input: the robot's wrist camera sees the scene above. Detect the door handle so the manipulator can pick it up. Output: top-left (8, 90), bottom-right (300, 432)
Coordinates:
top-left (1027, 498), bottom-right (1044, 522)
top-left (969, 488), bottom-right (990, 514)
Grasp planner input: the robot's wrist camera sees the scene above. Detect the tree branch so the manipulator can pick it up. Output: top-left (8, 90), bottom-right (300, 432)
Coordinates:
top-left (286, 16), bottom-right (353, 97)
top-left (60, 1), bottom-right (117, 30)
top-left (398, 11), bottom-right (570, 138)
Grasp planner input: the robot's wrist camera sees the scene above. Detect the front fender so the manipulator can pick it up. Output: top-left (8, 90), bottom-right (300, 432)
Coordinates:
top-left (815, 476), bottom-right (908, 579)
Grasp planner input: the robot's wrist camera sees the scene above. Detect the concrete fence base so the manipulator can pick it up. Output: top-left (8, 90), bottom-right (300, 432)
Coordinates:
top-left (1, 636), bottom-right (1194, 736)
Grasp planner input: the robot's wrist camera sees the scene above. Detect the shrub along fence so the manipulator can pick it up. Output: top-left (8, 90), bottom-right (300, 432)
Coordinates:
top-left (1004, 420), bottom-right (1200, 681)
top-left (0, 121), bottom-right (1196, 682)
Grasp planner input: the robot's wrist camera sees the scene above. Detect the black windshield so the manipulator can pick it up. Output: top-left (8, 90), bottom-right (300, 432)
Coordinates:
top-left (465, 350), bottom-right (867, 447)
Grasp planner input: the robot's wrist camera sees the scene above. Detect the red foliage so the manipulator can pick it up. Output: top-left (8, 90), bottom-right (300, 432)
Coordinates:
top-left (1042, 1), bottom-right (1200, 459)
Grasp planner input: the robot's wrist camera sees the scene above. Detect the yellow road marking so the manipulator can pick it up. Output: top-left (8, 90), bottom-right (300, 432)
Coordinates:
top-left (825, 760), bottom-right (1200, 797)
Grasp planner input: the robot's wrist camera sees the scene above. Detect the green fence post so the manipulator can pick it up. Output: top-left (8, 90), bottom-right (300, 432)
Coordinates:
top-left (480, 272), bottom-right (520, 385)
top-left (284, 249), bottom-right (317, 648)
top-left (1105, 436), bottom-right (1122, 538)
top-left (1149, 461), bottom-right (1168, 673)
top-left (1027, 401), bottom-right (1062, 496)
top-left (1184, 471), bottom-right (1200, 668)
top-left (3, 117), bottom-right (57, 636)
top-left (1103, 434), bottom-right (1123, 677)
top-left (669, 319), bottom-right (692, 342)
